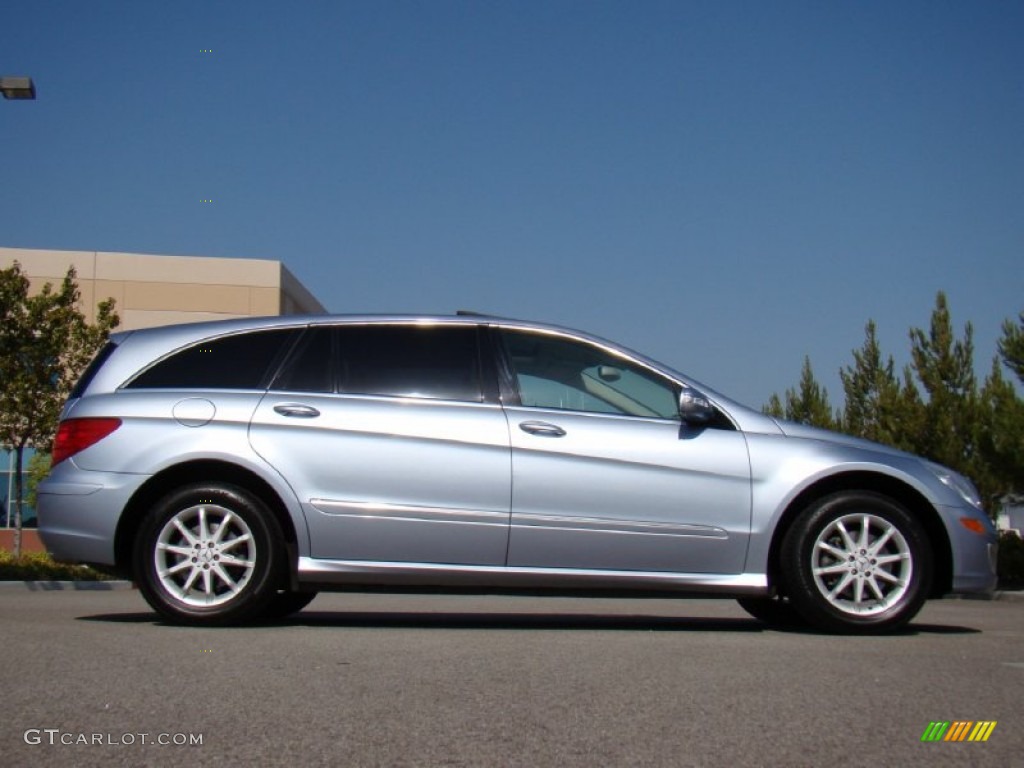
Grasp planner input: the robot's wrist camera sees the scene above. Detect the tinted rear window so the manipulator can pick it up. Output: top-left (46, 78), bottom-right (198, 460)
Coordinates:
top-left (335, 324), bottom-right (482, 401)
top-left (271, 326), bottom-right (334, 393)
top-left (126, 328), bottom-right (299, 390)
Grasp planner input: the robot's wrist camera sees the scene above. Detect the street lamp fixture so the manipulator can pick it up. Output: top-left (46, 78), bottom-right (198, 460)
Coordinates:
top-left (1, 76), bottom-right (36, 100)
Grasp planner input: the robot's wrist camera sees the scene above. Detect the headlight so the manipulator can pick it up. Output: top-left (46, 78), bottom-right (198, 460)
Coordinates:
top-left (925, 461), bottom-right (983, 509)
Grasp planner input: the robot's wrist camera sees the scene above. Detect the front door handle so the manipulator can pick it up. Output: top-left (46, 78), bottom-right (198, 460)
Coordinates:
top-left (273, 403), bottom-right (321, 419)
top-left (519, 421), bottom-right (566, 437)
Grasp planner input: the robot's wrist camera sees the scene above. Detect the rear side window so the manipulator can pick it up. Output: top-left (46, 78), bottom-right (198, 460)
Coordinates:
top-left (271, 326), bottom-right (334, 393)
top-left (333, 324), bottom-right (482, 402)
top-left (126, 328), bottom-right (299, 390)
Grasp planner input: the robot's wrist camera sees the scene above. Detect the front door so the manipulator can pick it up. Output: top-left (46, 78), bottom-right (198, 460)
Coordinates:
top-left (497, 329), bottom-right (751, 574)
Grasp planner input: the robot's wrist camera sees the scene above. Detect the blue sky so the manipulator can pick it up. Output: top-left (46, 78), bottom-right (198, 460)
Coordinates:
top-left (2, 1), bottom-right (1021, 408)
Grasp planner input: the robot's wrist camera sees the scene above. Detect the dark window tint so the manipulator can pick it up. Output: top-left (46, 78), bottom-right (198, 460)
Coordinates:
top-left (127, 329), bottom-right (298, 390)
top-left (336, 325), bottom-right (482, 402)
top-left (272, 326), bottom-right (334, 393)
top-left (70, 341), bottom-right (118, 399)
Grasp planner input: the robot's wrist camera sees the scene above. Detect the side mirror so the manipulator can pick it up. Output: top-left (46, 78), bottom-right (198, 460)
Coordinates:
top-left (678, 387), bottom-right (714, 425)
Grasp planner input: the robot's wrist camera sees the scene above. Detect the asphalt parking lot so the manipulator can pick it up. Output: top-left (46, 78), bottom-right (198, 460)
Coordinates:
top-left (2, 588), bottom-right (1021, 768)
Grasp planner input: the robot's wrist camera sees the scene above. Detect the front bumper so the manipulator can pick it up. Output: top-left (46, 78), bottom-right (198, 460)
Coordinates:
top-left (942, 503), bottom-right (999, 594)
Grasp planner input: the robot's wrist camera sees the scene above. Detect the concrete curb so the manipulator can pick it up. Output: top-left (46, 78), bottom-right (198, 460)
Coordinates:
top-left (0, 580), bottom-right (135, 591)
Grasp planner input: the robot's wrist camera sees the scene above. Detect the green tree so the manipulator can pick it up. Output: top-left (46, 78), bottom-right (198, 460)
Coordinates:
top-left (763, 392), bottom-right (785, 419)
top-left (975, 359), bottom-right (1024, 508)
top-left (0, 262), bottom-right (119, 556)
top-left (998, 311), bottom-right (1024, 383)
top-left (888, 364), bottom-right (927, 455)
top-left (839, 321), bottom-right (903, 444)
top-left (907, 291), bottom-right (978, 477)
top-left (25, 451), bottom-right (52, 512)
top-left (766, 356), bottom-right (837, 429)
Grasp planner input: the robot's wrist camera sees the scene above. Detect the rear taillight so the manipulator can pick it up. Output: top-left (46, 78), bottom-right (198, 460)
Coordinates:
top-left (51, 418), bottom-right (122, 466)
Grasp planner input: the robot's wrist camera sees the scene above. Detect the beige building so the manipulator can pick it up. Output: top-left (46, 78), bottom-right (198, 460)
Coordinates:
top-left (0, 246), bottom-right (326, 330)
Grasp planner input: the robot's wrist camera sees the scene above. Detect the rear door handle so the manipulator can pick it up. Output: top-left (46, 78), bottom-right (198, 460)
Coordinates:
top-left (519, 421), bottom-right (566, 437)
top-left (273, 403), bottom-right (321, 418)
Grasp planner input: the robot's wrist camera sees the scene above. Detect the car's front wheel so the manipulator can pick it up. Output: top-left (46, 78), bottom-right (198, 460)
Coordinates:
top-left (134, 483), bottom-right (286, 626)
top-left (780, 491), bottom-right (932, 634)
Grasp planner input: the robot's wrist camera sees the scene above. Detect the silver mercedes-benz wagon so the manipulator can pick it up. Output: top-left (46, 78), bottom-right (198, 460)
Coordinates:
top-left (38, 313), bottom-right (997, 632)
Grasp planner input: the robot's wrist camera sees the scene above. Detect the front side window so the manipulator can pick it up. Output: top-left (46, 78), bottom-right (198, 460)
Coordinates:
top-left (127, 328), bottom-right (299, 390)
top-left (335, 324), bottom-right (483, 402)
top-left (500, 330), bottom-right (679, 419)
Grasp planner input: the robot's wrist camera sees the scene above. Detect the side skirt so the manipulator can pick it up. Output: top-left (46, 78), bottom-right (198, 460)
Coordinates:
top-left (296, 557), bottom-right (767, 597)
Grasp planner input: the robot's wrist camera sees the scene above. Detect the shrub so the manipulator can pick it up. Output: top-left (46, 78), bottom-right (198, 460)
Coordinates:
top-left (0, 551), bottom-right (114, 581)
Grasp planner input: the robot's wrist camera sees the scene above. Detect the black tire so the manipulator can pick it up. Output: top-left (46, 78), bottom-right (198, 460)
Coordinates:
top-left (262, 591), bottom-right (318, 621)
top-left (780, 491), bottom-right (933, 634)
top-left (736, 596), bottom-right (806, 630)
top-left (133, 483), bottom-right (287, 626)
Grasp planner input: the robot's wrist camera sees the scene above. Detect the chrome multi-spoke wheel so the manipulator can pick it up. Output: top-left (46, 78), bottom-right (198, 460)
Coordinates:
top-left (155, 503), bottom-right (257, 607)
top-left (810, 513), bottom-right (912, 616)
top-left (781, 492), bottom-right (932, 634)
top-left (135, 483), bottom-right (285, 625)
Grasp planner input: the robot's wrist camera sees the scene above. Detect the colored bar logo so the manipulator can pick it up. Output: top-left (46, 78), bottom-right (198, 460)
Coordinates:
top-left (921, 721), bottom-right (996, 742)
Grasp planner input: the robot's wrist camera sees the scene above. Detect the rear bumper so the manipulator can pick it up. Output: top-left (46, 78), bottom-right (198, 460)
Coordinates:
top-left (37, 465), bottom-right (149, 566)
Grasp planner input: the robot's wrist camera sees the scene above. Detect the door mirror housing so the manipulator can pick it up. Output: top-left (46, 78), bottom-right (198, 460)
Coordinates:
top-left (678, 387), bottom-right (714, 425)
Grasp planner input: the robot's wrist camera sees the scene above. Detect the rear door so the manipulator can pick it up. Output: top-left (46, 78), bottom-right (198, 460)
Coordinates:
top-left (249, 323), bottom-right (512, 565)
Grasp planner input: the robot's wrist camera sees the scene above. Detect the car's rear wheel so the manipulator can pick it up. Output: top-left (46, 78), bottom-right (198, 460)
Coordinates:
top-left (780, 491), bottom-right (932, 634)
top-left (134, 483), bottom-right (286, 626)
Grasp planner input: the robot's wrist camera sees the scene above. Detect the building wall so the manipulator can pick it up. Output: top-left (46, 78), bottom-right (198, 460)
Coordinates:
top-left (0, 246), bottom-right (325, 330)
top-left (998, 506), bottom-right (1024, 536)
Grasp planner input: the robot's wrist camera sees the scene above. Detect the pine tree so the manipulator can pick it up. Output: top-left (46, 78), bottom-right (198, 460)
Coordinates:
top-left (763, 393), bottom-right (785, 419)
top-left (998, 311), bottom-right (1024, 384)
top-left (840, 321), bottom-right (901, 444)
top-left (907, 292), bottom-right (978, 476)
top-left (779, 357), bottom-right (837, 429)
top-left (976, 359), bottom-right (1024, 508)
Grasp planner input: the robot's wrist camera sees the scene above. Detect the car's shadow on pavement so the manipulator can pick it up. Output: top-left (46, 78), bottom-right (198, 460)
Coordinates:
top-left (75, 610), bottom-right (982, 635)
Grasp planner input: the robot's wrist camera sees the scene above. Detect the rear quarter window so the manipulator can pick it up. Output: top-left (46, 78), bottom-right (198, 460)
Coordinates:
top-left (126, 328), bottom-right (299, 390)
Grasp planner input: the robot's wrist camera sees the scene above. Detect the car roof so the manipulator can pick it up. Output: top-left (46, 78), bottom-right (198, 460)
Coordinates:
top-left (108, 312), bottom-right (614, 349)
